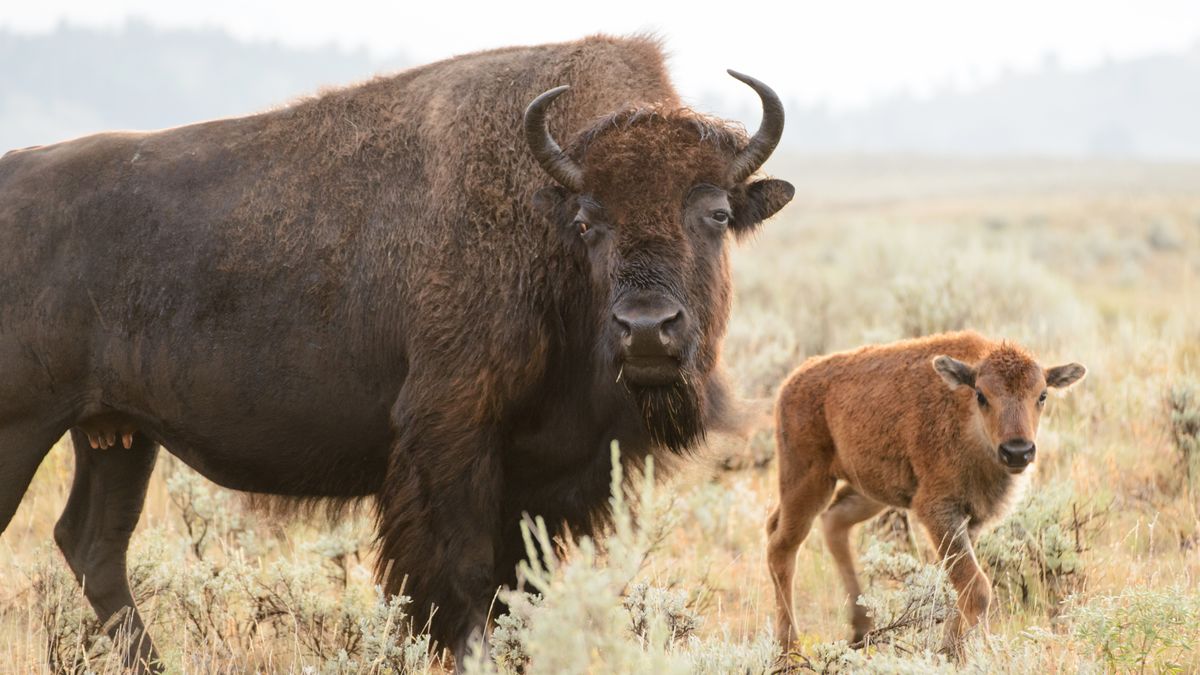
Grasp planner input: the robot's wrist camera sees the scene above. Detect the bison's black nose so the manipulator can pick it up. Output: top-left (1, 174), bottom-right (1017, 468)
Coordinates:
top-left (613, 295), bottom-right (685, 358)
top-left (612, 295), bottom-right (687, 386)
top-left (998, 439), bottom-right (1036, 469)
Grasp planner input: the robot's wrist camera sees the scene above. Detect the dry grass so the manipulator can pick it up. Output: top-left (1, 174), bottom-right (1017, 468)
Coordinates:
top-left (2, 156), bottom-right (1199, 673)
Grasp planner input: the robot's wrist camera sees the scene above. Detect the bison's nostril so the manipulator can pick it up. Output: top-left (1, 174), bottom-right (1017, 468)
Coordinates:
top-left (613, 314), bottom-right (632, 338)
top-left (659, 310), bottom-right (683, 345)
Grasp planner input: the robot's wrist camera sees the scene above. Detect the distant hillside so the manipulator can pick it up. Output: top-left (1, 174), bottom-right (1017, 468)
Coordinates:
top-left (786, 46), bottom-right (1200, 159)
top-left (0, 20), bottom-right (406, 151)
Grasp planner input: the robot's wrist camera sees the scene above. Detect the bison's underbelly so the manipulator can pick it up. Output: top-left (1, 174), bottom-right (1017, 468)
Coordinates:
top-left (148, 405), bottom-right (393, 497)
top-left (81, 335), bottom-right (401, 498)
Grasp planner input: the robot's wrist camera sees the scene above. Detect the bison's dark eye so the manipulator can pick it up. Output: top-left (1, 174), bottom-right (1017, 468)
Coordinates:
top-left (976, 389), bottom-right (988, 407)
top-left (711, 209), bottom-right (731, 225)
top-left (574, 219), bottom-right (589, 235)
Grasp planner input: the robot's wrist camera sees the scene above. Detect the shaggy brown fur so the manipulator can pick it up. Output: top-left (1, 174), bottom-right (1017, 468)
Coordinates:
top-left (0, 34), bottom-right (794, 670)
top-left (767, 331), bottom-right (1085, 651)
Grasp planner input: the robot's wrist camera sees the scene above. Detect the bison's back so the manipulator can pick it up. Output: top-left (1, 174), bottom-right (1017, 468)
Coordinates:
top-left (0, 34), bottom-right (679, 337)
top-left (0, 33), bottom-right (678, 348)
top-left (778, 332), bottom-right (995, 502)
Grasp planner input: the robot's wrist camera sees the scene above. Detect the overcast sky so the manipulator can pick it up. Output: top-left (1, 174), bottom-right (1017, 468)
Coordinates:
top-left (4, 0), bottom-right (1199, 111)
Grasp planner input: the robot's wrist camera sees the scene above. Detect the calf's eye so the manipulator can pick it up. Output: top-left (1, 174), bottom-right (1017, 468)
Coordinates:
top-left (976, 390), bottom-right (988, 407)
top-left (1038, 390), bottom-right (1048, 404)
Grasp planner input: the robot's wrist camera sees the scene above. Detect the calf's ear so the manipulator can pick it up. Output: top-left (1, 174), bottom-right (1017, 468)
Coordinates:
top-left (730, 178), bottom-right (795, 238)
top-left (932, 355), bottom-right (976, 389)
top-left (1045, 363), bottom-right (1086, 389)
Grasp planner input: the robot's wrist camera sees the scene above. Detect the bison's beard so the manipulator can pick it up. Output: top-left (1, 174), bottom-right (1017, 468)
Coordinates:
top-left (627, 374), bottom-right (704, 454)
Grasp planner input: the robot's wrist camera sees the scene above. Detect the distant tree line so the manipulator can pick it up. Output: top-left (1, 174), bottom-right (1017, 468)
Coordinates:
top-left (0, 19), bottom-right (405, 151)
top-left (784, 45), bottom-right (1200, 159)
top-left (3, 21), bottom-right (1199, 158)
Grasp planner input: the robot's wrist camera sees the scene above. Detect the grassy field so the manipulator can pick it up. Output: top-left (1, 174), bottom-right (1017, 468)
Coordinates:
top-left (2, 156), bottom-right (1199, 673)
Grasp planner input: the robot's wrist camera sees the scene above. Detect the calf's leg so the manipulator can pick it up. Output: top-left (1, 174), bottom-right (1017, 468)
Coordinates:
top-left (914, 501), bottom-right (991, 652)
top-left (766, 439), bottom-right (836, 651)
top-left (55, 429), bottom-right (160, 672)
top-left (820, 484), bottom-right (886, 643)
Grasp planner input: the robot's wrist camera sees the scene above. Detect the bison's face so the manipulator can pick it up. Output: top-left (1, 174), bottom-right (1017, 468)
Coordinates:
top-left (572, 189), bottom-right (722, 388)
top-left (934, 349), bottom-right (1086, 474)
top-left (552, 179), bottom-right (793, 385)
top-left (525, 73), bottom-right (794, 451)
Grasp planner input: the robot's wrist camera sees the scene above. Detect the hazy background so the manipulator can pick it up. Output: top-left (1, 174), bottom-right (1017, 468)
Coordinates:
top-left (3, 1), bottom-right (1200, 159)
top-left (4, 5), bottom-right (1200, 673)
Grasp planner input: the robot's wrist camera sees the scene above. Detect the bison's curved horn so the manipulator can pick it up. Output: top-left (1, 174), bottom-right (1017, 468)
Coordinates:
top-left (524, 85), bottom-right (584, 192)
top-left (727, 70), bottom-right (785, 183)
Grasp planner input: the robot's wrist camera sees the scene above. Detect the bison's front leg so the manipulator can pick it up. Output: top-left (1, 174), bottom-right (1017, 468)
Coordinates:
top-left (915, 500), bottom-right (990, 654)
top-left (375, 409), bottom-right (503, 667)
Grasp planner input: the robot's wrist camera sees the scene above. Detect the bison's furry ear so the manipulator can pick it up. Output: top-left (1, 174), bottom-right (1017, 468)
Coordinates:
top-left (932, 355), bottom-right (976, 390)
top-left (1045, 363), bottom-right (1086, 389)
top-left (533, 185), bottom-right (568, 214)
top-left (729, 178), bottom-right (794, 239)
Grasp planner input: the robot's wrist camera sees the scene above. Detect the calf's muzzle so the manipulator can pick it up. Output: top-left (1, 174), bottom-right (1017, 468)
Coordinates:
top-left (998, 439), bottom-right (1036, 470)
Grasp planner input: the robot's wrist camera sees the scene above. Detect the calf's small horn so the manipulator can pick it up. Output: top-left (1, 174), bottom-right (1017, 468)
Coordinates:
top-left (727, 70), bottom-right (785, 183)
top-left (524, 85), bottom-right (585, 192)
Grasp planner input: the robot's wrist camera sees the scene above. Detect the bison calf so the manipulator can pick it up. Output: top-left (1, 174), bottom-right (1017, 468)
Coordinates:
top-left (766, 331), bottom-right (1085, 650)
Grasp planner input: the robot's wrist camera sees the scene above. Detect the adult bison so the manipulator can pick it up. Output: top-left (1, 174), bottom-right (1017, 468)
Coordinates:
top-left (0, 35), bottom-right (793, 669)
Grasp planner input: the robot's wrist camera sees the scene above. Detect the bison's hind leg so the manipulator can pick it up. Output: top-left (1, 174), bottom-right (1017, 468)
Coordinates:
top-left (767, 409), bottom-right (837, 651)
top-left (0, 417), bottom-right (69, 535)
top-left (820, 484), bottom-right (886, 644)
top-left (54, 429), bottom-right (160, 673)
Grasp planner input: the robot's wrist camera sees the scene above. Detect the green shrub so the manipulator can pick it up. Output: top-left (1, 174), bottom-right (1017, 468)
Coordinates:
top-left (975, 484), bottom-right (1101, 612)
top-left (1067, 587), bottom-right (1200, 673)
top-left (475, 444), bottom-right (770, 675)
top-left (683, 630), bottom-right (778, 674)
top-left (681, 476), bottom-right (768, 553)
top-left (23, 545), bottom-right (120, 673)
top-left (623, 582), bottom-right (700, 644)
top-left (165, 465), bottom-right (247, 560)
top-left (794, 639), bottom-right (866, 674)
top-left (857, 539), bottom-right (957, 652)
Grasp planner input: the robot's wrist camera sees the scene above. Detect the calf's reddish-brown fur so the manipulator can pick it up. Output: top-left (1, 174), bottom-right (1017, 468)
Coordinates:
top-left (767, 331), bottom-right (1085, 650)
